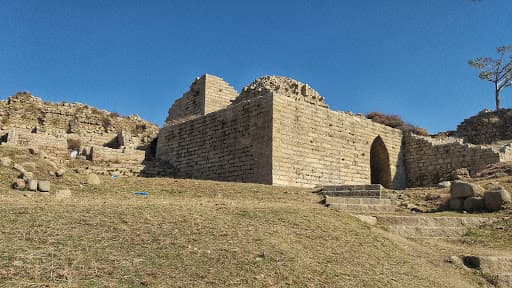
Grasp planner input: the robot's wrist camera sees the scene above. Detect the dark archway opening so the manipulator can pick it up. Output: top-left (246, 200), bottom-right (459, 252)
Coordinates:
top-left (370, 136), bottom-right (392, 188)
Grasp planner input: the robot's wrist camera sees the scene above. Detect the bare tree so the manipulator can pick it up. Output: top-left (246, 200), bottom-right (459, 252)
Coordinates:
top-left (468, 46), bottom-right (512, 110)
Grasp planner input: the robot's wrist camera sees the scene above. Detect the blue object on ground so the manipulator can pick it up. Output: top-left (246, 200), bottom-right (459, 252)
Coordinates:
top-left (134, 191), bottom-right (148, 196)
top-left (111, 175), bottom-right (119, 179)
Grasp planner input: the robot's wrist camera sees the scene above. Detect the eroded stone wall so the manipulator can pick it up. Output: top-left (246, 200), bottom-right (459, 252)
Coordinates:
top-left (404, 134), bottom-right (501, 187)
top-left (164, 74), bottom-right (238, 126)
top-left (272, 93), bottom-right (406, 188)
top-left (456, 109), bottom-right (512, 145)
top-left (157, 95), bottom-right (273, 183)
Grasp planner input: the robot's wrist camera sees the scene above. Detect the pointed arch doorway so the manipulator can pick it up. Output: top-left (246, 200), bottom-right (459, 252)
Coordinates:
top-left (370, 136), bottom-right (392, 188)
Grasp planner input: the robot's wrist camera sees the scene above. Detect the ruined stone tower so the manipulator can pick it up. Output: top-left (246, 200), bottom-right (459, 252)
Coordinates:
top-left (157, 74), bottom-right (407, 188)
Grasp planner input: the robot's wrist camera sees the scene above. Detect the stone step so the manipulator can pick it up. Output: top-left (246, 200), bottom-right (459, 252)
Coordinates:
top-left (328, 203), bottom-right (395, 213)
top-left (325, 196), bottom-right (391, 205)
top-left (385, 225), bottom-right (469, 238)
top-left (322, 184), bottom-right (383, 198)
top-left (373, 215), bottom-right (497, 239)
top-left (375, 215), bottom-right (495, 227)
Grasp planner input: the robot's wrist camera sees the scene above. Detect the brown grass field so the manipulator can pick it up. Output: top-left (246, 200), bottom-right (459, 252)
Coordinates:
top-left (0, 146), bottom-right (508, 287)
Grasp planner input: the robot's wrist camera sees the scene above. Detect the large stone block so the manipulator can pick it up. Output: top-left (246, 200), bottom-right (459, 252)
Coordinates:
top-left (38, 180), bottom-right (50, 192)
top-left (463, 197), bottom-right (484, 212)
top-left (484, 188), bottom-right (511, 211)
top-left (450, 180), bottom-right (483, 199)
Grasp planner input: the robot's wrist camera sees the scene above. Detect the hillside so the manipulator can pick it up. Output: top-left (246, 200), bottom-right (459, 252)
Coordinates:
top-left (0, 145), bottom-right (498, 287)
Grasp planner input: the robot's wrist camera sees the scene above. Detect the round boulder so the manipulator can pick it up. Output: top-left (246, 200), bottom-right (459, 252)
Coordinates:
top-left (484, 187), bottom-right (512, 212)
top-left (450, 180), bottom-right (483, 199)
top-left (56, 168), bottom-right (65, 177)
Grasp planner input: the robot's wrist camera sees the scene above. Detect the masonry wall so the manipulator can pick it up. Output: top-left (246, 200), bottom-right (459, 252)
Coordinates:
top-left (164, 74), bottom-right (238, 126)
top-left (156, 96), bottom-right (273, 184)
top-left (271, 93), bottom-right (406, 188)
top-left (404, 134), bottom-right (501, 187)
top-left (203, 74), bottom-right (238, 114)
top-left (457, 109), bottom-right (512, 144)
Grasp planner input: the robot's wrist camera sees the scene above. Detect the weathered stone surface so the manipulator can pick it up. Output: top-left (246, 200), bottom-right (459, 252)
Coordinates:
top-left (484, 188), bottom-right (512, 211)
top-left (450, 181), bottom-right (483, 199)
top-left (12, 179), bottom-right (25, 190)
top-left (55, 189), bottom-right (71, 200)
top-left (86, 173), bottom-right (101, 185)
top-left (13, 163), bottom-right (26, 174)
top-left (37, 180), bottom-right (50, 192)
top-left (0, 157), bottom-right (12, 167)
top-left (463, 197), bottom-right (484, 212)
top-left (27, 179), bottom-right (38, 191)
top-left (449, 198), bottom-right (465, 211)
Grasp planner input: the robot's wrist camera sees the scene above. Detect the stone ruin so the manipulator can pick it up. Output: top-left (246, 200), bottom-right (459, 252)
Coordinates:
top-left (0, 92), bottom-right (159, 176)
top-left (155, 74), bottom-right (512, 188)
top-left (3, 75), bottom-right (512, 187)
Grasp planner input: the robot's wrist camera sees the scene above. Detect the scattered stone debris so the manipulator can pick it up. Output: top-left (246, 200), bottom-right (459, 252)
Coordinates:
top-left (12, 179), bottom-right (25, 190)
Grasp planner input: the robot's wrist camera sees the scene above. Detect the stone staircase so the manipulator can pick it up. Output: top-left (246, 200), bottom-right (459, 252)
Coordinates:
top-left (323, 184), bottom-right (394, 213)
top-left (374, 215), bottom-right (496, 239)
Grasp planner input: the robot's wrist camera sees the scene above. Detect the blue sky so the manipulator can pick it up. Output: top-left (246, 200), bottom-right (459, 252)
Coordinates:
top-left (1, 0), bottom-right (511, 133)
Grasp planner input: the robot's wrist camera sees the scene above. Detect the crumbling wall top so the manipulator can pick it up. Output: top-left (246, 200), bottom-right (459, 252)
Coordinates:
top-left (233, 76), bottom-right (328, 108)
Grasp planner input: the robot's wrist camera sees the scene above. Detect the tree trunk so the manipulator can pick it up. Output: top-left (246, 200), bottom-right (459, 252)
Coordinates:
top-left (496, 87), bottom-right (501, 110)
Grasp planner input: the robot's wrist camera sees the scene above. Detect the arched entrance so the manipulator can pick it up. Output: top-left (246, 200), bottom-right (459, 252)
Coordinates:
top-left (370, 136), bottom-right (392, 188)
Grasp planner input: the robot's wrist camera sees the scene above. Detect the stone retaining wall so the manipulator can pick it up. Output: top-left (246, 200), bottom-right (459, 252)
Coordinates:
top-left (404, 133), bottom-right (501, 187)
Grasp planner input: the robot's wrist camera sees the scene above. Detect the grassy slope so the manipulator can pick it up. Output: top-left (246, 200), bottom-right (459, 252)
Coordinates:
top-left (0, 147), bottom-right (484, 287)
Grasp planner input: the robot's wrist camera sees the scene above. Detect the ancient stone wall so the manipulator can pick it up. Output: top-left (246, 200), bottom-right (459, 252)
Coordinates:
top-left (89, 145), bottom-right (145, 163)
top-left (164, 74), bottom-right (238, 126)
top-left (456, 109), bottom-right (512, 144)
top-left (272, 93), bottom-right (406, 188)
top-left (404, 133), bottom-right (501, 187)
top-left (0, 92), bottom-right (158, 149)
top-left (156, 95), bottom-right (273, 184)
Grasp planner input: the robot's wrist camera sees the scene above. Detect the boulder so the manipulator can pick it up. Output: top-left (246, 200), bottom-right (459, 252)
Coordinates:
top-left (484, 188), bottom-right (512, 212)
top-left (438, 181), bottom-right (452, 188)
top-left (449, 198), bottom-right (465, 211)
top-left (12, 179), bottom-right (26, 190)
top-left (37, 180), bottom-right (50, 192)
top-left (450, 181), bottom-right (483, 199)
top-left (27, 179), bottom-right (38, 191)
top-left (86, 173), bottom-right (101, 185)
top-left (463, 197), bottom-right (484, 212)
top-left (55, 168), bottom-right (65, 177)
top-left (55, 189), bottom-right (71, 200)
top-left (0, 157), bottom-right (12, 167)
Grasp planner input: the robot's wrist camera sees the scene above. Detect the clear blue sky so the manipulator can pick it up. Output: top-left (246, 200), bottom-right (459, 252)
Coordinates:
top-left (1, 0), bottom-right (511, 133)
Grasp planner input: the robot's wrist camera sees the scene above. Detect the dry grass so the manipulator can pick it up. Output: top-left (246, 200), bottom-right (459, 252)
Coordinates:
top-left (0, 146), bottom-right (487, 287)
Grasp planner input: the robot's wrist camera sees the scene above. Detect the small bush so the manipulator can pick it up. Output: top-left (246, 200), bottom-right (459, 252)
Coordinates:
top-left (366, 112), bottom-right (428, 136)
top-left (67, 138), bottom-right (81, 150)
